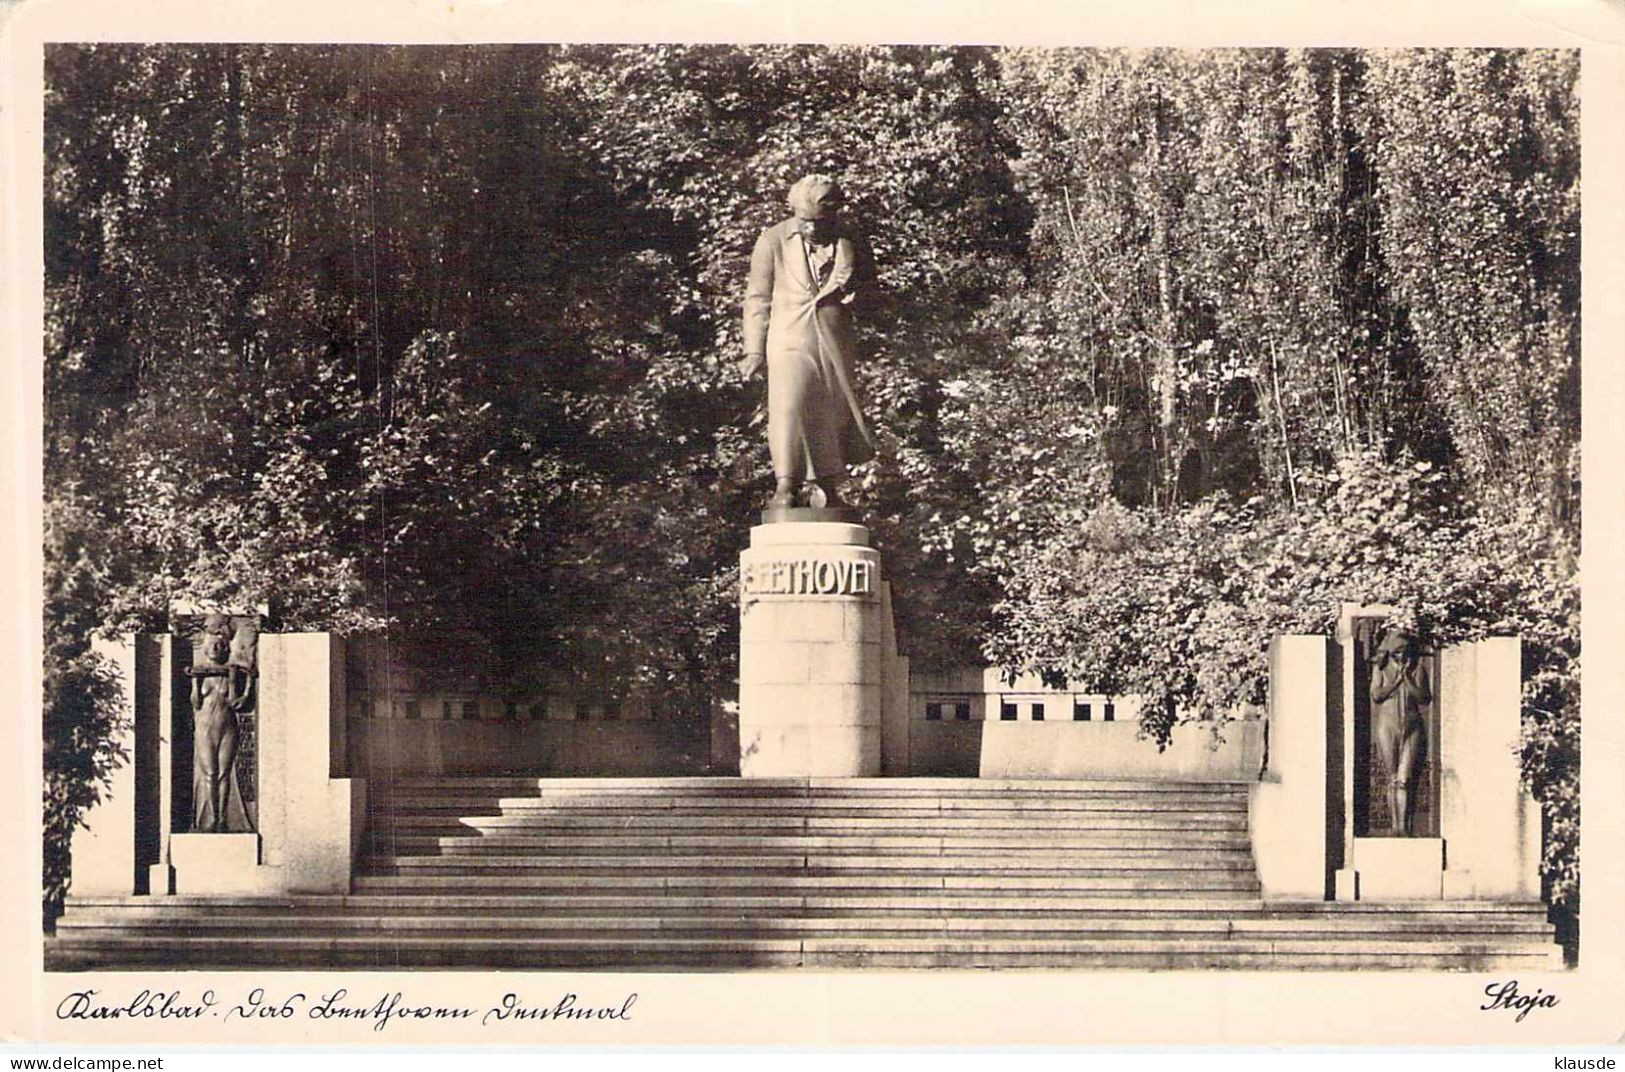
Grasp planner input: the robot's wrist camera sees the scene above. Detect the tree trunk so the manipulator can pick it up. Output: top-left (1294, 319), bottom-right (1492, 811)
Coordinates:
top-left (1146, 87), bottom-right (1179, 510)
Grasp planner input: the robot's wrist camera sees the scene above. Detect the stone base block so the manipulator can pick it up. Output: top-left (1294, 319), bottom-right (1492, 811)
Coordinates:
top-left (740, 724), bottom-right (880, 778)
top-left (147, 863), bottom-right (175, 897)
top-left (739, 521), bottom-right (886, 778)
top-left (170, 833), bottom-right (263, 895)
top-left (1340, 837), bottom-right (1445, 901)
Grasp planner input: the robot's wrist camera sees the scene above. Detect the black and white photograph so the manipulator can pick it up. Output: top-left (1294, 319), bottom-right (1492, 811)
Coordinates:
top-left (5, 0), bottom-right (1624, 1050)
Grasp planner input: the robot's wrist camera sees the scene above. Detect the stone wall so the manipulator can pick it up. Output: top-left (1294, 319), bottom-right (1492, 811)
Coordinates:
top-left (347, 717), bottom-right (714, 777)
top-left (905, 666), bottom-right (1261, 781)
top-left (977, 720), bottom-right (1263, 781)
top-left (341, 634), bottom-right (725, 777)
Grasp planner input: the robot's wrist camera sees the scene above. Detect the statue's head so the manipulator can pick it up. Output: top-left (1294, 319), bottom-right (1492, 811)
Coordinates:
top-left (1376, 628), bottom-right (1413, 664)
top-left (201, 633), bottom-right (229, 666)
top-left (788, 174), bottom-right (843, 240)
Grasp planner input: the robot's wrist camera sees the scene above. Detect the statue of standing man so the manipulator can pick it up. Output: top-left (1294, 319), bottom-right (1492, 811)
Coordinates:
top-left (741, 175), bottom-right (875, 513)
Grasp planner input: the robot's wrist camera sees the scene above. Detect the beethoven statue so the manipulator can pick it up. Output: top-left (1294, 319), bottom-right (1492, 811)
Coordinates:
top-left (741, 174), bottom-right (876, 511)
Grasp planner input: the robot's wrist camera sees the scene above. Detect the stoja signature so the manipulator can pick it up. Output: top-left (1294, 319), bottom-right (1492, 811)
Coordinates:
top-left (1479, 979), bottom-right (1559, 1022)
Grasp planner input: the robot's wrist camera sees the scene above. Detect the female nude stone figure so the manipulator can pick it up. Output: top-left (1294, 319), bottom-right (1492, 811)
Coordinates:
top-left (187, 613), bottom-right (255, 833)
top-left (1369, 628), bottom-right (1433, 836)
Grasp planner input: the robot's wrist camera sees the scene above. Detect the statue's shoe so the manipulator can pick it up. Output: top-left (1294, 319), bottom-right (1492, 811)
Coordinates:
top-left (805, 482), bottom-right (844, 509)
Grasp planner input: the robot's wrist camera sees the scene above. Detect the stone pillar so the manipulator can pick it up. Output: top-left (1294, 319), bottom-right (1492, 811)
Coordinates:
top-left (255, 633), bottom-right (365, 892)
top-left (739, 522), bottom-right (883, 777)
top-left (878, 582), bottom-right (911, 776)
top-left (70, 635), bottom-right (162, 896)
top-left (1333, 607), bottom-right (1382, 885)
top-left (148, 636), bottom-right (180, 894)
top-left (1440, 637), bottom-right (1542, 900)
top-left (1250, 635), bottom-right (1339, 900)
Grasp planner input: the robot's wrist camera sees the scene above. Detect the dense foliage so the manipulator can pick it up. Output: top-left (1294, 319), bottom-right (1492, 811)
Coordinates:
top-left (978, 49), bottom-right (1579, 910)
top-left (44, 46), bottom-right (1578, 920)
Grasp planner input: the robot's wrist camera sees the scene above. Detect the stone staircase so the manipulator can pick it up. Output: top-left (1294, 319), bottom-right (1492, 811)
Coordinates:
top-left (48, 777), bottom-right (1562, 970)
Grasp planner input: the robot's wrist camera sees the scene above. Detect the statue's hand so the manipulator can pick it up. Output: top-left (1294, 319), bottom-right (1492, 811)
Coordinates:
top-left (738, 351), bottom-right (766, 379)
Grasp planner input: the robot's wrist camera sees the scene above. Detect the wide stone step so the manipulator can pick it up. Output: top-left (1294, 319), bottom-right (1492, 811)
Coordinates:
top-left (351, 872), bottom-right (1261, 894)
top-left (375, 835), bottom-right (1256, 858)
top-left (374, 795), bottom-right (1250, 814)
top-left (65, 892), bottom-right (1551, 922)
top-left (369, 822), bottom-right (1252, 848)
top-left (61, 892), bottom-right (1281, 916)
top-left (371, 808), bottom-right (1249, 831)
top-left (371, 796), bottom-right (1252, 813)
top-left (43, 932), bottom-right (1562, 972)
top-left (366, 851), bottom-right (1261, 873)
top-left (380, 776), bottom-right (1253, 795)
top-left (55, 909), bottom-right (1556, 939)
top-left (795, 935), bottom-right (1563, 957)
top-left (369, 812), bottom-right (1252, 835)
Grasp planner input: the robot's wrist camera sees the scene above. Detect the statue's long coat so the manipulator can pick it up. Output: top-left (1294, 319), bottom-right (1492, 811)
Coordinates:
top-left (742, 218), bottom-right (875, 482)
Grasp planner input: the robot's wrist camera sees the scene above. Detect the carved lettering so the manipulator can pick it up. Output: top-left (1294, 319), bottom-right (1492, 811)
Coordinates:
top-left (743, 558), bottom-right (875, 597)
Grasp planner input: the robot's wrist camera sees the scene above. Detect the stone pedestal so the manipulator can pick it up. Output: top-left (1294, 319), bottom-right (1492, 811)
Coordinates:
top-left (738, 522), bottom-right (883, 777)
top-left (1338, 837), bottom-right (1445, 900)
top-left (170, 833), bottom-right (261, 895)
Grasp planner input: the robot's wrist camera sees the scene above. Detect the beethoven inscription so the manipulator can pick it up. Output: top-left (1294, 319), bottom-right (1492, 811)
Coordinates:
top-left (742, 558), bottom-right (875, 597)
